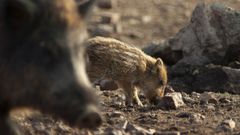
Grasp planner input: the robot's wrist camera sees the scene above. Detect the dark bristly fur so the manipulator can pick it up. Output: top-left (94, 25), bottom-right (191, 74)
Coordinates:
top-left (86, 36), bottom-right (168, 106)
top-left (0, 0), bottom-right (102, 134)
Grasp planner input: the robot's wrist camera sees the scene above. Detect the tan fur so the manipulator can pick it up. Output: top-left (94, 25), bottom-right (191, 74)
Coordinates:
top-left (86, 37), bottom-right (168, 106)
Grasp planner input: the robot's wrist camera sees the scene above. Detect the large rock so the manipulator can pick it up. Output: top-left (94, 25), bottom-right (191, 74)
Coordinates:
top-left (169, 64), bottom-right (240, 94)
top-left (143, 42), bottom-right (183, 66)
top-left (159, 92), bottom-right (185, 110)
top-left (143, 3), bottom-right (240, 66)
top-left (143, 3), bottom-right (240, 94)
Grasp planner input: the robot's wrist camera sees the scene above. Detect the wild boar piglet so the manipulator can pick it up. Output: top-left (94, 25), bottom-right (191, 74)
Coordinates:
top-left (86, 36), bottom-right (168, 106)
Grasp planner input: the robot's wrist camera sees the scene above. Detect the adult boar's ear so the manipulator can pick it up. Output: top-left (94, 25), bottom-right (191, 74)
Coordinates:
top-left (4, 0), bottom-right (37, 31)
top-left (77, 0), bottom-right (96, 18)
top-left (151, 58), bottom-right (164, 74)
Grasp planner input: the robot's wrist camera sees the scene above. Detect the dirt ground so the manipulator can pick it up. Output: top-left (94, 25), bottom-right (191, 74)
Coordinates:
top-left (12, 0), bottom-right (240, 135)
top-left (90, 0), bottom-right (240, 47)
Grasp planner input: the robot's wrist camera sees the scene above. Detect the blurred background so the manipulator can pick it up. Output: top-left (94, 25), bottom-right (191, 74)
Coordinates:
top-left (88, 0), bottom-right (240, 47)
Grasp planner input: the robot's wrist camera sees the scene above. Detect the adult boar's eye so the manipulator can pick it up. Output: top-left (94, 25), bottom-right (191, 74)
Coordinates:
top-left (4, 0), bottom-right (38, 32)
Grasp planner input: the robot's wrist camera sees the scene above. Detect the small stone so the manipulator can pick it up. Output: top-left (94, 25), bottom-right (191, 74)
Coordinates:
top-left (124, 122), bottom-right (155, 135)
top-left (222, 119), bottom-right (236, 129)
top-left (191, 92), bottom-right (201, 99)
top-left (79, 130), bottom-right (93, 135)
top-left (183, 96), bottom-right (197, 104)
top-left (208, 98), bottom-right (218, 104)
top-left (176, 112), bottom-right (192, 118)
top-left (113, 23), bottom-right (123, 33)
top-left (100, 13), bottom-right (120, 24)
top-left (57, 121), bottom-right (72, 131)
top-left (121, 120), bottom-right (128, 129)
top-left (159, 92), bottom-right (185, 110)
top-left (104, 128), bottom-right (124, 135)
top-left (154, 131), bottom-right (180, 135)
top-left (192, 69), bottom-right (200, 75)
top-left (205, 104), bottom-right (215, 111)
top-left (97, 0), bottom-right (114, 9)
top-left (216, 110), bottom-right (224, 115)
top-left (127, 31), bottom-right (144, 39)
top-left (95, 85), bottom-right (101, 91)
top-left (164, 85), bottom-right (175, 95)
top-left (88, 24), bottom-right (114, 37)
top-left (141, 15), bottom-right (152, 24)
top-left (32, 122), bottom-right (45, 131)
top-left (176, 112), bottom-right (205, 124)
top-left (228, 61), bottom-right (240, 68)
top-left (219, 98), bottom-right (231, 103)
top-left (128, 18), bottom-right (140, 25)
top-left (110, 111), bottom-right (123, 118)
top-left (181, 92), bottom-right (197, 104)
top-left (200, 92), bottom-right (218, 104)
top-left (125, 123), bottom-right (138, 131)
top-left (227, 106), bottom-right (233, 111)
top-left (102, 91), bottom-right (112, 97)
top-left (217, 119), bottom-right (236, 131)
top-left (190, 113), bottom-right (205, 124)
top-left (112, 97), bottom-right (124, 107)
top-left (181, 92), bottom-right (188, 98)
top-left (99, 79), bottom-right (118, 91)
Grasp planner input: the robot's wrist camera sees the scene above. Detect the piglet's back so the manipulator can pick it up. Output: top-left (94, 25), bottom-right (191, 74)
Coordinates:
top-left (86, 36), bottom-right (147, 80)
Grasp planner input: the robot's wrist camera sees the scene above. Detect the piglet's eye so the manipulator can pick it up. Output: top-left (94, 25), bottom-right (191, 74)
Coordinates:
top-left (159, 80), bottom-right (164, 85)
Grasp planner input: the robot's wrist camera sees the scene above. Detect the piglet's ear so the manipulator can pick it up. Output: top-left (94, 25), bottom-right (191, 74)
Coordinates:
top-left (155, 58), bottom-right (164, 66)
top-left (151, 58), bottom-right (164, 74)
top-left (77, 0), bottom-right (96, 18)
top-left (5, 0), bottom-right (37, 30)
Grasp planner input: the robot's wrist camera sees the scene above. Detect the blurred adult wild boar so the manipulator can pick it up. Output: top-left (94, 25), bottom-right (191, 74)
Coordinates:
top-left (86, 37), bottom-right (168, 106)
top-left (0, 0), bottom-right (102, 134)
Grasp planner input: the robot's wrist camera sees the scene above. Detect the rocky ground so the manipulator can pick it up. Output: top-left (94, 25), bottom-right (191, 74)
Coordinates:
top-left (13, 89), bottom-right (240, 134)
top-left (12, 0), bottom-right (240, 135)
